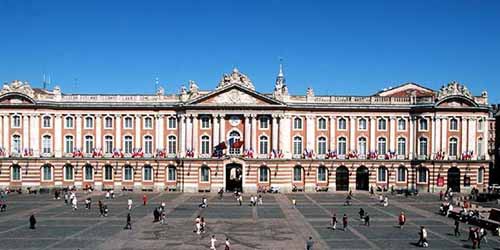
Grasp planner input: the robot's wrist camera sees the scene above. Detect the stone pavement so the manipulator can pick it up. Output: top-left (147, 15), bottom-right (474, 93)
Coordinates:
top-left (0, 191), bottom-right (499, 250)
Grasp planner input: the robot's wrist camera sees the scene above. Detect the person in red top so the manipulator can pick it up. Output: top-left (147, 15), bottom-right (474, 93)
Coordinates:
top-left (143, 194), bottom-right (148, 206)
top-left (399, 211), bottom-right (406, 229)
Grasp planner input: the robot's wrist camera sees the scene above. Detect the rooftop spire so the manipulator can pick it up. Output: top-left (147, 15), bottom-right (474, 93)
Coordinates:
top-left (278, 62), bottom-right (284, 77)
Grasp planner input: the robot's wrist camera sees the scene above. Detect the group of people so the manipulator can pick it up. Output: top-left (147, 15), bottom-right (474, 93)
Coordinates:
top-left (378, 195), bottom-right (389, 207)
top-left (209, 235), bottom-right (231, 250)
top-left (152, 201), bottom-right (167, 224)
top-left (330, 213), bottom-right (349, 231)
top-left (467, 226), bottom-right (488, 249)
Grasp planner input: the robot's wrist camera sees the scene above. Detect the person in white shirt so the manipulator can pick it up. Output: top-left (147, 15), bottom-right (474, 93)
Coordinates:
top-left (72, 196), bottom-right (78, 210)
top-left (127, 198), bottom-right (133, 210)
top-left (210, 235), bottom-right (217, 250)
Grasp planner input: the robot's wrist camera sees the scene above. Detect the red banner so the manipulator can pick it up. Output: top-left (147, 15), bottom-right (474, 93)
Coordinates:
top-left (436, 176), bottom-right (444, 187)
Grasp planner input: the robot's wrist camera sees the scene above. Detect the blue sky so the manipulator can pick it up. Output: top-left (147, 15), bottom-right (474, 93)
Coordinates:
top-left (1, 0), bottom-right (499, 102)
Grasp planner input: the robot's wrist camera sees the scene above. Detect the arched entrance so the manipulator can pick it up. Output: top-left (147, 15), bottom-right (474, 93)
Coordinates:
top-left (356, 166), bottom-right (369, 191)
top-left (336, 166), bottom-right (349, 191)
top-left (226, 163), bottom-right (243, 192)
top-left (447, 167), bottom-right (460, 192)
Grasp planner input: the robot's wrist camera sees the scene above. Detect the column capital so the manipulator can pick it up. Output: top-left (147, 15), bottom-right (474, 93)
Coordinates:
top-left (55, 114), bottom-right (62, 118)
top-left (113, 114), bottom-right (121, 118)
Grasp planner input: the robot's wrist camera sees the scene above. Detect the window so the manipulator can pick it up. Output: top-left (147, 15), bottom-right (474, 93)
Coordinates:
top-left (478, 119), bottom-right (484, 131)
top-left (358, 118), bottom-right (367, 130)
top-left (377, 137), bottom-right (387, 155)
top-left (450, 118), bottom-right (458, 131)
top-left (478, 167), bottom-right (484, 184)
top-left (293, 117), bottom-right (302, 130)
top-left (123, 165), bottom-right (133, 181)
top-left (318, 118), bottom-right (327, 130)
top-left (228, 131), bottom-right (241, 155)
top-left (397, 166), bottom-right (406, 182)
top-left (378, 118), bottom-right (387, 130)
top-left (124, 136), bottom-right (133, 154)
top-left (65, 116), bottom-right (74, 128)
top-left (42, 116), bottom-right (51, 128)
top-left (84, 165), bottom-right (93, 180)
top-left (449, 138), bottom-right (458, 157)
top-left (104, 136), bottom-right (113, 154)
top-left (417, 167), bottom-right (428, 183)
top-left (293, 136), bottom-right (302, 155)
top-left (358, 137), bottom-right (367, 156)
top-left (104, 117), bottom-right (113, 129)
top-left (144, 117), bottom-right (153, 129)
top-left (42, 135), bottom-right (52, 154)
top-left (167, 135), bottom-right (177, 154)
top-left (201, 117), bottom-right (210, 129)
top-left (64, 135), bottom-right (74, 153)
top-left (419, 118), bottom-right (428, 131)
top-left (338, 137), bottom-right (347, 155)
top-left (317, 166), bottom-right (327, 182)
top-left (419, 137), bottom-right (428, 156)
top-left (201, 135), bottom-right (210, 155)
top-left (200, 166), bottom-right (210, 182)
top-left (104, 165), bottom-right (113, 180)
top-left (259, 167), bottom-right (269, 182)
top-left (260, 116), bottom-right (269, 129)
top-left (11, 135), bottom-right (21, 154)
top-left (11, 165), bottom-right (21, 181)
top-left (143, 165), bottom-right (153, 181)
top-left (397, 138), bottom-right (406, 156)
top-left (168, 117), bottom-right (177, 129)
top-left (124, 117), bottom-right (133, 129)
top-left (317, 137), bottom-right (327, 155)
top-left (397, 118), bottom-right (406, 131)
top-left (84, 116), bottom-right (93, 129)
top-left (259, 135), bottom-right (269, 155)
top-left (378, 166), bottom-right (387, 182)
top-left (167, 166), bottom-right (176, 181)
top-left (293, 166), bottom-right (302, 181)
top-left (144, 135), bottom-right (153, 154)
top-left (12, 115), bottom-right (21, 128)
top-left (42, 165), bottom-right (52, 181)
top-left (477, 138), bottom-right (484, 157)
top-left (64, 165), bottom-right (74, 180)
top-left (84, 135), bottom-right (94, 154)
top-left (338, 118), bottom-right (347, 130)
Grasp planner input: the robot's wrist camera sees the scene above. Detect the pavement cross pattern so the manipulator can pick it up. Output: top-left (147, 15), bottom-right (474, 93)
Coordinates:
top-left (0, 191), bottom-right (499, 250)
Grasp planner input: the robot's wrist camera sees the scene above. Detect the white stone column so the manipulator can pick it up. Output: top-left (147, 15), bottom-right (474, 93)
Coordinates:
top-left (22, 114), bottom-right (29, 150)
top-left (76, 114), bottom-right (83, 151)
top-left (135, 114), bottom-right (141, 149)
top-left (31, 114), bottom-right (39, 156)
top-left (431, 117), bottom-right (436, 158)
top-left (251, 114), bottom-right (257, 151)
top-left (349, 116), bottom-right (356, 151)
top-left (329, 116), bottom-right (336, 151)
top-left (95, 114), bottom-right (102, 150)
top-left (390, 116), bottom-right (396, 152)
top-left (272, 114), bottom-right (279, 151)
top-left (115, 114), bottom-right (121, 150)
top-left (461, 117), bottom-right (468, 154)
top-left (370, 117), bottom-right (376, 152)
top-left (0, 116), bottom-right (3, 149)
top-left (54, 114), bottom-right (62, 157)
top-left (219, 115), bottom-right (226, 143)
top-left (279, 115), bottom-right (291, 157)
top-left (3, 115), bottom-right (8, 154)
top-left (157, 115), bottom-right (164, 150)
top-left (306, 115), bottom-right (314, 151)
top-left (192, 115), bottom-right (199, 157)
top-left (409, 117), bottom-right (415, 159)
top-left (244, 114), bottom-right (251, 150)
top-left (435, 117), bottom-right (441, 151)
top-left (441, 117), bottom-right (448, 153)
top-left (179, 115), bottom-right (186, 156)
top-left (213, 115), bottom-right (220, 147)
top-left (483, 117), bottom-right (489, 160)
top-left (468, 118), bottom-right (476, 153)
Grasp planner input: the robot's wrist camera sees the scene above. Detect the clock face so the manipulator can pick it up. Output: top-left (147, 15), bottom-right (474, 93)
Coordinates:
top-left (229, 116), bottom-right (240, 126)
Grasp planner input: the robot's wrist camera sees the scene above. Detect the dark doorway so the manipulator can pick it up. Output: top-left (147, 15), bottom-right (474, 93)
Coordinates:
top-left (356, 166), bottom-right (369, 191)
top-left (447, 167), bottom-right (460, 192)
top-left (336, 166), bottom-right (349, 191)
top-left (226, 164), bottom-right (243, 192)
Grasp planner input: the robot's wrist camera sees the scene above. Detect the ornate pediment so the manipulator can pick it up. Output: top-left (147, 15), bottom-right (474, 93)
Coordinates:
top-left (217, 68), bottom-right (255, 90)
top-left (1, 80), bottom-right (35, 98)
top-left (437, 81), bottom-right (472, 100)
top-left (212, 89), bottom-right (257, 104)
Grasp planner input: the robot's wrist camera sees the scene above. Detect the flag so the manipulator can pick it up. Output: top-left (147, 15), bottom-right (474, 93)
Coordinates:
top-left (232, 140), bottom-right (244, 149)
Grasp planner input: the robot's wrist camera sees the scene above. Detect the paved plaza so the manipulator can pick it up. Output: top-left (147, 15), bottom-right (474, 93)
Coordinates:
top-left (0, 191), bottom-right (499, 250)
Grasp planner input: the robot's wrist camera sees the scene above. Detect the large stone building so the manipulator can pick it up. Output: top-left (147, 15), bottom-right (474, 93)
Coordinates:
top-left (0, 67), bottom-right (492, 193)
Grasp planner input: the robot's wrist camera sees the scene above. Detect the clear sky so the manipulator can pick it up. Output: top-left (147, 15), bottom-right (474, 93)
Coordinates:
top-left (1, 0), bottom-right (499, 102)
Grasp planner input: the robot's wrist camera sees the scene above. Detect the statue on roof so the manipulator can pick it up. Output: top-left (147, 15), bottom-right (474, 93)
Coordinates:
top-left (216, 67), bottom-right (255, 90)
top-left (437, 81), bottom-right (472, 100)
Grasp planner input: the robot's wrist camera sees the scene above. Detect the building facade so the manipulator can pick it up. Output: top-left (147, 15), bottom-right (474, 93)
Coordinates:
top-left (0, 67), bottom-right (492, 193)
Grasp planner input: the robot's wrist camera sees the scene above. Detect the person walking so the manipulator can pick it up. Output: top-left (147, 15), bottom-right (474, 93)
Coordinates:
top-left (454, 219), bottom-right (461, 236)
top-left (364, 213), bottom-right (370, 227)
top-left (399, 212), bottom-right (406, 229)
top-left (342, 214), bottom-right (348, 231)
top-left (98, 200), bottom-right (104, 217)
top-left (258, 195), bottom-right (263, 205)
top-left (124, 213), bottom-right (132, 230)
top-left (331, 214), bottom-right (337, 230)
top-left (29, 214), bottom-right (36, 229)
top-left (358, 208), bottom-right (365, 220)
top-left (478, 227), bottom-right (487, 248)
top-left (210, 235), bottom-right (217, 250)
top-left (305, 236), bottom-right (314, 250)
top-left (127, 198), bottom-right (133, 210)
top-left (142, 194), bottom-right (148, 206)
top-left (417, 226), bottom-right (428, 247)
top-left (224, 238), bottom-right (230, 250)
top-left (72, 196), bottom-right (78, 210)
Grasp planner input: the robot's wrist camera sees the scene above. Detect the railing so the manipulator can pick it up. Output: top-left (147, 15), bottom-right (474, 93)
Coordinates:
top-left (60, 94), bottom-right (179, 103)
top-left (292, 95), bottom-right (433, 105)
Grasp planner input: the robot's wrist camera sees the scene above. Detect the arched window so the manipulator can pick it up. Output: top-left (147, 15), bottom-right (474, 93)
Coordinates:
top-left (419, 118), bottom-right (428, 131)
top-left (143, 165), bottom-right (153, 181)
top-left (398, 118), bottom-right (406, 131)
top-left (228, 131), bottom-right (241, 155)
top-left (293, 136), bottom-right (303, 155)
top-left (293, 165), bottom-right (303, 181)
top-left (338, 137), bottom-right (347, 155)
top-left (293, 117), bottom-right (303, 129)
top-left (449, 138), bottom-right (458, 157)
top-left (338, 118), bottom-right (347, 130)
top-left (64, 135), bottom-right (74, 153)
top-left (104, 116), bottom-right (113, 129)
top-left (478, 167), bottom-right (484, 184)
top-left (42, 164), bottom-right (52, 181)
top-left (201, 135), bottom-right (210, 155)
top-left (65, 116), bottom-right (74, 128)
top-left (317, 137), bottom-right (327, 155)
top-left (42, 135), bottom-right (52, 154)
top-left (200, 166), bottom-right (210, 182)
top-left (168, 117), bottom-right (177, 129)
top-left (104, 135), bottom-right (113, 154)
top-left (12, 115), bottom-right (21, 128)
top-left (124, 135), bottom-right (133, 154)
top-left (259, 166), bottom-right (269, 182)
top-left (317, 166), bottom-right (327, 182)
top-left (378, 118), bottom-right (387, 130)
top-left (84, 165), bottom-right (93, 180)
top-left (449, 118), bottom-right (458, 131)
top-left (84, 135), bottom-right (94, 154)
top-left (11, 164), bottom-right (21, 181)
top-left (144, 117), bottom-right (153, 129)
top-left (123, 165), bottom-right (133, 181)
top-left (11, 135), bottom-right (21, 153)
top-left (42, 116), bottom-right (51, 128)
top-left (358, 118), bottom-right (367, 130)
top-left (419, 137), bottom-right (428, 156)
top-left (377, 137), bottom-right (387, 155)
top-left (259, 135), bottom-right (269, 155)
top-left (477, 138), bottom-right (484, 158)
top-left (84, 116), bottom-right (93, 129)
top-left (397, 138), bottom-right (406, 156)
top-left (397, 166), bottom-right (406, 182)
top-left (104, 165), bottom-right (113, 180)
top-left (124, 117), bottom-right (133, 129)
top-left (358, 137), bottom-right (367, 156)
top-left (144, 135), bottom-right (153, 154)
top-left (417, 167), bottom-right (428, 183)
top-left (318, 118), bottom-right (327, 130)
top-left (167, 166), bottom-right (176, 181)
top-left (167, 135), bottom-right (177, 154)
top-left (377, 166), bottom-right (387, 182)
top-left (64, 164), bottom-right (74, 180)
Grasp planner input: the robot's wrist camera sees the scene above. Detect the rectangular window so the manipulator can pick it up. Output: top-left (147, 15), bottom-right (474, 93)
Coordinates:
top-left (144, 117), bottom-right (153, 129)
top-left (124, 167), bottom-right (133, 181)
top-left (124, 117), bottom-right (133, 129)
top-left (143, 167), bottom-right (152, 181)
top-left (105, 117), bottom-right (113, 129)
top-left (65, 117), bottom-right (74, 129)
top-left (397, 168), bottom-right (406, 182)
top-left (12, 167), bottom-right (21, 181)
top-left (43, 167), bottom-right (52, 181)
top-left (168, 117), bottom-right (177, 129)
top-left (317, 168), bottom-right (326, 182)
top-left (378, 168), bottom-right (387, 182)
top-left (260, 117), bottom-right (269, 129)
top-left (418, 169), bottom-right (427, 183)
top-left (201, 117), bottom-right (210, 129)
top-left (85, 166), bottom-right (93, 180)
top-left (200, 168), bottom-right (210, 182)
top-left (65, 167), bottom-right (74, 180)
top-left (104, 167), bottom-right (113, 180)
top-left (12, 116), bottom-right (21, 128)
top-left (397, 119), bottom-right (406, 131)
top-left (85, 117), bottom-right (93, 129)
top-left (293, 167), bottom-right (302, 181)
top-left (168, 167), bottom-right (176, 181)
top-left (259, 168), bottom-right (268, 182)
